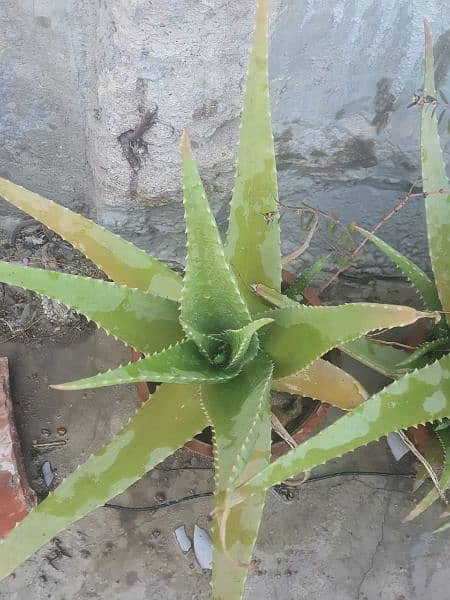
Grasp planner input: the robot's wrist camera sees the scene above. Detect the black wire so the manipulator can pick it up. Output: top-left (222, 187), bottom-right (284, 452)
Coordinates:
top-left (102, 471), bottom-right (415, 513)
top-left (305, 470), bottom-right (415, 483)
top-left (104, 492), bottom-right (213, 512)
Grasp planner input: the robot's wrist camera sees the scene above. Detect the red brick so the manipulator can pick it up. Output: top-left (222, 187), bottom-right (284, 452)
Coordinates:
top-left (0, 357), bottom-right (36, 538)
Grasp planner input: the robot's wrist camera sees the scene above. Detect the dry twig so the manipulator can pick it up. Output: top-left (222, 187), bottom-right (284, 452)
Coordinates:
top-left (281, 213), bottom-right (319, 267)
top-left (397, 430), bottom-right (447, 504)
top-left (319, 187), bottom-right (450, 294)
top-left (271, 412), bottom-right (297, 449)
top-left (0, 317), bottom-right (42, 343)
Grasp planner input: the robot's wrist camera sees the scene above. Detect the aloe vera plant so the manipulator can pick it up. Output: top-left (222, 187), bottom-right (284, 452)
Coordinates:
top-left (1, 4), bottom-right (450, 598)
top-left (349, 21), bottom-right (450, 523)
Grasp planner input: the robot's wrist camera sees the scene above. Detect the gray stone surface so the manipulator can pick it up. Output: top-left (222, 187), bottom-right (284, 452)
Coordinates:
top-left (1, 1), bottom-right (450, 278)
top-left (0, 0), bottom-right (92, 219)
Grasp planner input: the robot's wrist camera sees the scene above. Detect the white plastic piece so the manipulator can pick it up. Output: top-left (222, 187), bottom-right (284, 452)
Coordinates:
top-left (174, 525), bottom-right (192, 553)
top-left (193, 524), bottom-right (212, 569)
top-left (387, 432), bottom-right (410, 461)
top-left (41, 461), bottom-right (55, 487)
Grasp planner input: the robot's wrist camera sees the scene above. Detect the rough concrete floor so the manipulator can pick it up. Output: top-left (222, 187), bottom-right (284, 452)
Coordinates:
top-left (1, 327), bottom-right (450, 599)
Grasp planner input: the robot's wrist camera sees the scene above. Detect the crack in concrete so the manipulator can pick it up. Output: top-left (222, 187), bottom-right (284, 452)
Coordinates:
top-left (355, 491), bottom-right (390, 600)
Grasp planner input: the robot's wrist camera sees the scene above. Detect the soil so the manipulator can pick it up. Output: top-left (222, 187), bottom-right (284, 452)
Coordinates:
top-left (0, 222), bottom-right (103, 344)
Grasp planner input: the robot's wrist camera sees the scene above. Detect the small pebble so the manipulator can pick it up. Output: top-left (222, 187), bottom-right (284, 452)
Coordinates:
top-left (151, 529), bottom-right (161, 538)
top-left (174, 526), bottom-right (191, 552)
top-left (154, 491), bottom-right (166, 502)
top-left (41, 428), bottom-right (51, 438)
top-left (57, 427), bottom-right (67, 436)
top-left (193, 525), bottom-right (212, 570)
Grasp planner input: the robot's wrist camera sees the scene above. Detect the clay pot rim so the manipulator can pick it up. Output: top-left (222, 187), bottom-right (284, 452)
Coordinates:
top-left (131, 364), bottom-right (329, 459)
top-left (184, 400), bottom-right (329, 459)
top-left (130, 334), bottom-right (330, 455)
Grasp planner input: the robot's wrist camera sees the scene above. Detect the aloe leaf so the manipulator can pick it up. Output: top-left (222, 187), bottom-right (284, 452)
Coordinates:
top-left (439, 89), bottom-right (449, 104)
top-left (260, 303), bottom-right (435, 378)
top-left (405, 425), bottom-right (450, 521)
top-left (342, 338), bottom-right (410, 379)
top-left (225, 0), bottom-right (281, 313)
top-left (179, 132), bottom-right (249, 350)
top-left (0, 178), bottom-right (182, 300)
top-left (222, 317), bottom-right (273, 371)
top-left (0, 383), bottom-right (206, 581)
top-left (253, 282), bottom-right (410, 378)
top-left (286, 256), bottom-right (330, 301)
top-left (353, 225), bottom-right (441, 311)
top-left (0, 262), bottom-right (182, 354)
top-left (53, 340), bottom-right (237, 390)
top-left (273, 358), bottom-right (368, 411)
top-left (233, 354), bottom-right (450, 496)
top-left (397, 337), bottom-right (450, 368)
top-left (211, 404), bottom-right (271, 599)
top-left (201, 353), bottom-right (273, 490)
top-left (434, 518), bottom-right (450, 533)
top-left (251, 283), bottom-right (296, 309)
top-left (422, 22), bottom-right (450, 320)
top-left (202, 352), bottom-right (273, 599)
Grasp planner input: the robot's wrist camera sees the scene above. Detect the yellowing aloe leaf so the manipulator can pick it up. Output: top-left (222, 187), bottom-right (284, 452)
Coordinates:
top-left (53, 340), bottom-right (237, 390)
top-left (0, 178), bottom-right (182, 300)
top-left (0, 262), bottom-right (182, 354)
top-left (225, 0), bottom-right (281, 313)
top-left (405, 425), bottom-right (450, 521)
top-left (180, 132), bottom-right (250, 349)
top-left (353, 225), bottom-right (441, 311)
top-left (0, 383), bottom-right (207, 582)
top-left (272, 358), bottom-right (368, 411)
top-left (260, 303), bottom-right (435, 378)
top-left (201, 353), bottom-right (273, 490)
top-left (422, 22), bottom-right (450, 321)
top-left (234, 354), bottom-right (450, 497)
top-left (212, 403), bottom-right (271, 599)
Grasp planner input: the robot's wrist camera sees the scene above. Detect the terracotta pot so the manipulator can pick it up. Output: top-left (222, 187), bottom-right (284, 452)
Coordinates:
top-left (131, 354), bottom-right (329, 459)
top-left (184, 401), bottom-right (328, 460)
top-left (132, 270), bottom-right (330, 459)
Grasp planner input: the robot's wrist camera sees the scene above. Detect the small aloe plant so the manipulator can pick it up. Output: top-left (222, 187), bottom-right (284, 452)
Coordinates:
top-left (348, 21), bottom-right (450, 525)
top-left (1, 3), bottom-right (450, 598)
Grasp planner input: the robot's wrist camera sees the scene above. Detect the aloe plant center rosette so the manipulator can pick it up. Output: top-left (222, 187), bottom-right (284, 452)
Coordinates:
top-left (1, 3), bottom-right (450, 599)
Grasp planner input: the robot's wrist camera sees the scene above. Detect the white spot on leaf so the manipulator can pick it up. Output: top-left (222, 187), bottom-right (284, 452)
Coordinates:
top-left (423, 391), bottom-right (446, 415)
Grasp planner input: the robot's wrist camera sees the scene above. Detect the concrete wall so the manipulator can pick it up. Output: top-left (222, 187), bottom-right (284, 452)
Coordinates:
top-left (1, 0), bottom-right (450, 277)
